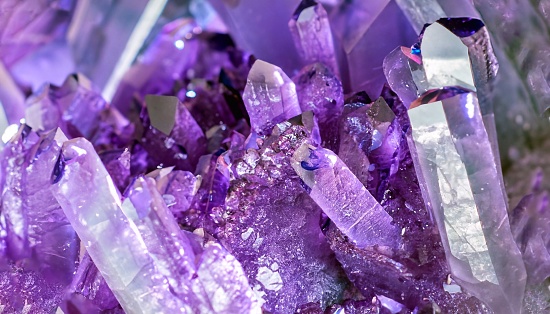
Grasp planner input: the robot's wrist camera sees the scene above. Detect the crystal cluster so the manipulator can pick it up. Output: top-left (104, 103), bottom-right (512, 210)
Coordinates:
top-left (0, 0), bottom-right (548, 313)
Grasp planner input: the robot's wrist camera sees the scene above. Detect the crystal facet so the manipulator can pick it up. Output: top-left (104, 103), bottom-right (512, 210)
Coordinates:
top-left (289, 0), bottom-right (339, 76)
top-left (242, 59), bottom-right (301, 135)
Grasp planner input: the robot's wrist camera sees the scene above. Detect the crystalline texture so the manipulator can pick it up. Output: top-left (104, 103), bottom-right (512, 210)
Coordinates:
top-left (218, 114), bottom-right (347, 313)
top-left (289, 0), bottom-right (339, 76)
top-left (338, 97), bottom-right (399, 197)
top-left (242, 59), bottom-right (301, 135)
top-left (406, 89), bottom-right (526, 314)
top-left (328, 0), bottom-right (417, 98)
top-left (0, 127), bottom-right (79, 313)
top-left (140, 95), bottom-right (207, 171)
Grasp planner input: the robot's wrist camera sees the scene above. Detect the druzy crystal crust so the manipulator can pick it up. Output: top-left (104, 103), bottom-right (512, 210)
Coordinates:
top-left (0, 1), bottom-right (548, 313)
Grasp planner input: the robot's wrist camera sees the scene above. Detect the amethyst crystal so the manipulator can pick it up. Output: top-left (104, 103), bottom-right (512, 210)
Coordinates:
top-left (218, 114), bottom-right (348, 313)
top-left (51, 137), bottom-right (190, 313)
top-left (61, 252), bottom-right (122, 313)
top-left (338, 97), bottom-right (400, 197)
top-left (140, 95), bottom-right (207, 171)
top-left (242, 59), bottom-right (302, 136)
top-left (0, 127), bottom-right (79, 313)
top-left (510, 170), bottom-right (550, 285)
top-left (289, 0), bottom-right (339, 76)
top-left (294, 63), bottom-right (344, 151)
top-left (292, 143), bottom-right (401, 249)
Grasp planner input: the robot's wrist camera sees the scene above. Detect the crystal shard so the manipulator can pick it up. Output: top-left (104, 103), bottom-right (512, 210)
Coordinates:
top-left (0, 127), bottom-right (79, 313)
top-left (294, 63), bottom-right (344, 151)
top-left (289, 0), bottom-right (339, 75)
top-left (195, 242), bottom-right (263, 313)
top-left (242, 59), bottom-right (301, 135)
top-left (140, 95), bottom-right (207, 171)
top-left (329, 0), bottom-right (417, 98)
top-left (61, 252), bottom-right (122, 313)
top-left (292, 144), bottom-right (400, 249)
top-left (338, 97), bottom-right (399, 196)
top-left (51, 138), bottom-right (189, 313)
top-left (406, 89), bottom-right (526, 314)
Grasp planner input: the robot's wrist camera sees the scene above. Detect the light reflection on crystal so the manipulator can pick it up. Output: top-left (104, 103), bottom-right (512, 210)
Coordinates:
top-left (407, 90), bottom-right (526, 314)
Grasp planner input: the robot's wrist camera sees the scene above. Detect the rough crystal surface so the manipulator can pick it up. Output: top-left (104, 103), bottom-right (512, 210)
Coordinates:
top-left (218, 115), bottom-right (348, 313)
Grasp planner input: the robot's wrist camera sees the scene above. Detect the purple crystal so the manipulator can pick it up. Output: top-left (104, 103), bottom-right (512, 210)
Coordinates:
top-left (61, 252), bottom-right (122, 313)
top-left (218, 114), bottom-right (348, 313)
top-left (242, 59), bottom-right (302, 136)
top-left (338, 97), bottom-right (400, 197)
top-left (292, 144), bottom-right (401, 249)
top-left (101, 149), bottom-right (131, 192)
top-left (329, 0), bottom-right (417, 98)
top-left (0, 0), bottom-right (75, 69)
top-left (510, 171), bottom-right (550, 285)
top-left (407, 89), bottom-right (526, 314)
top-left (149, 167), bottom-right (198, 224)
top-left (140, 95), bottom-right (207, 171)
top-left (294, 63), bottom-right (344, 151)
top-left (0, 127), bottom-right (79, 312)
top-left (289, 1), bottom-right (339, 76)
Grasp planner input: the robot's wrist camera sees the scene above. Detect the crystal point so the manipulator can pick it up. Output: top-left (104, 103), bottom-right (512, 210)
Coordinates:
top-left (407, 89), bottom-right (526, 314)
top-left (243, 59), bottom-right (301, 135)
top-left (289, 1), bottom-right (339, 75)
top-left (51, 138), bottom-right (190, 313)
top-left (292, 144), bottom-right (401, 249)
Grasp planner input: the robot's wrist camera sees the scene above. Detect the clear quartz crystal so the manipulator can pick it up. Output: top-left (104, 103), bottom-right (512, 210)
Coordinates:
top-left (406, 90), bottom-right (526, 314)
top-left (291, 143), bottom-right (401, 249)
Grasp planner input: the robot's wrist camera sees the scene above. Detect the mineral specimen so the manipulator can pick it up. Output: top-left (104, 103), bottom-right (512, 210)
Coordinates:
top-left (218, 114), bottom-right (348, 313)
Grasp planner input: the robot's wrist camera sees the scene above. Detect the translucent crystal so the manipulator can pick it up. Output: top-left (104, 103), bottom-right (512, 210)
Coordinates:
top-left (294, 63), bottom-right (344, 151)
top-left (420, 22), bottom-right (476, 91)
top-left (292, 144), bottom-right (401, 249)
top-left (289, 0), bottom-right (339, 75)
top-left (406, 89), bottom-right (526, 314)
top-left (208, 0), bottom-right (302, 73)
top-left (242, 59), bottom-right (301, 135)
top-left (51, 138), bottom-right (190, 313)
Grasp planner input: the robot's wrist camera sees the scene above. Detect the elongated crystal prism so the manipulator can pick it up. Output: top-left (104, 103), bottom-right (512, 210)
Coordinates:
top-left (289, 0), bottom-right (339, 76)
top-left (242, 60), bottom-right (301, 135)
top-left (51, 138), bottom-right (190, 313)
top-left (406, 89), bottom-right (526, 314)
top-left (292, 144), bottom-right (401, 249)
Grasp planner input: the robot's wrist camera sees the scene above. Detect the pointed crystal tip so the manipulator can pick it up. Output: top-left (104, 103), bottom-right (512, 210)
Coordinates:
top-left (145, 95), bottom-right (178, 136)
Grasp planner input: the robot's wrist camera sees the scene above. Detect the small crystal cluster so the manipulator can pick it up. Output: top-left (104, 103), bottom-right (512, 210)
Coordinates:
top-left (0, 0), bottom-right (548, 313)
